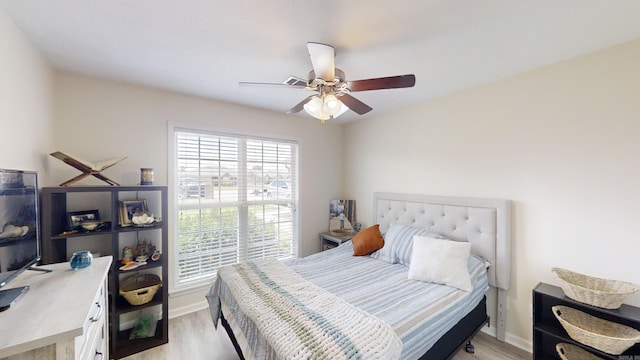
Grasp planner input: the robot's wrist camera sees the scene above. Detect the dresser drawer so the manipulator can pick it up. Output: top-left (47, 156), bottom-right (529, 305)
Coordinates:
top-left (93, 335), bottom-right (107, 360)
top-left (79, 315), bottom-right (106, 360)
top-left (75, 280), bottom-right (108, 360)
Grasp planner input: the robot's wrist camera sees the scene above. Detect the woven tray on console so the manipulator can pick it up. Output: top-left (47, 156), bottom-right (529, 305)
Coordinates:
top-left (552, 305), bottom-right (640, 355)
top-left (119, 274), bottom-right (162, 306)
top-left (552, 267), bottom-right (640, 309)
top-left (556, 342), bottom-right (604, 360)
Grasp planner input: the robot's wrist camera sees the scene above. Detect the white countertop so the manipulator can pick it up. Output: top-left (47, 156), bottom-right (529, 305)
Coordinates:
top-left (0, 256), bottom-right (112, 357)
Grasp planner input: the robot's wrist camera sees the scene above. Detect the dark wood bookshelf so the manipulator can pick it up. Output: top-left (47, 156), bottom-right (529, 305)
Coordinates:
top-left (40, 185), bottom-right (168, 359)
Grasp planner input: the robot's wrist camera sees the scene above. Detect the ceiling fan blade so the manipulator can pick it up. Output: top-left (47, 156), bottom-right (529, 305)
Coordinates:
top-left (307, 42), bottom-right (335, 81)
top-left (239, 81), bottom-right (307, 89)
top-left (339, 94), bottom-right (372, 115)
top-left (347, 74), bottom-right (416, 92)
top-left (287, 95), bottom-right (315, 114)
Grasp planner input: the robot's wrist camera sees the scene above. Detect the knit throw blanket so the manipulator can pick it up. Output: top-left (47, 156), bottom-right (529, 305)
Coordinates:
top-left (213, 258), bottom-right (402, 360)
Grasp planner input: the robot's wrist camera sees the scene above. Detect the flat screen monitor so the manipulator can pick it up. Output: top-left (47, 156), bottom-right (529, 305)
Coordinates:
top-left (0, 169), bottom-right (39, 309)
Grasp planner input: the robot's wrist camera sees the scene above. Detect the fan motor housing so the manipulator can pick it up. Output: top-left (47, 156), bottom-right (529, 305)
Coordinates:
top-left (308, 68), bottom-right (346, 84)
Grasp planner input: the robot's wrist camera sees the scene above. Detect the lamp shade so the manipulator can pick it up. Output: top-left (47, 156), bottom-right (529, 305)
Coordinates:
top-left (303, 94), bottom-right (349, 122)
top-left (322, 94), bottom-right (341, 116)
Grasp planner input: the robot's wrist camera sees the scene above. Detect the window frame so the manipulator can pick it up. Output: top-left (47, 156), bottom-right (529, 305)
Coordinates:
top-left (167, 122), bottom-right (300, 294)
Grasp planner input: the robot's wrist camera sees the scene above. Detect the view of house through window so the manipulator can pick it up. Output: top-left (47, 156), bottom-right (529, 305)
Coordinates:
top-left (173, 128), bottom-right (298, 289)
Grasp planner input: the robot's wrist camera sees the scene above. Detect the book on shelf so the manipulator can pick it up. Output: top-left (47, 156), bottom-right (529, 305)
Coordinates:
top-left (50, 151), bottom-right (127, 171)
top-left (50, 151), bottom-right (127, 186)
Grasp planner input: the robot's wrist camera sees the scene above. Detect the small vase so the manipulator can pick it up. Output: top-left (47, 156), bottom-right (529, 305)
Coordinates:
top-left (70, 250), bottom-right (93, 270)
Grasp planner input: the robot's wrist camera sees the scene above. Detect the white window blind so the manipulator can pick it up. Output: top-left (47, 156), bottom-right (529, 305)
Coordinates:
top-left (174, 129), bottom-right (298, 288)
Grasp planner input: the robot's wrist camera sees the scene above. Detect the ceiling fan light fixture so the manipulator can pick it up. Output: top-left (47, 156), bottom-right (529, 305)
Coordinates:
top-left (242, 43), bottom-right (415, 123)
top-left (303, 95), bottom-right (322, 115)
top-left (303, 94), bottom-right (349, 124)
top-left (322, 94), bottom-right (341, 115)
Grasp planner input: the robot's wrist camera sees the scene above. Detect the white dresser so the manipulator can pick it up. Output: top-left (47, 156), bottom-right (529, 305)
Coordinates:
top-left (0, 256), bottom-right (112, 360)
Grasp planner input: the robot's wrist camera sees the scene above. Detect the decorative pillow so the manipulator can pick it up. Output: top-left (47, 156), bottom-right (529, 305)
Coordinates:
top-left (352, 224), bottom-right (385, 256)
top-left (371, 223), bottom-right (447, 266)
top-left (408, 235), bottom-right (473, 291)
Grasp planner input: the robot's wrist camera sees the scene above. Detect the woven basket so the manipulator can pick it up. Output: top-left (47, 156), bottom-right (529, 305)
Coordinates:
top-left (555, 342), bottom-right (604, 360)
top-left (119, 274), bottom-right (162, 306)
top-left (552, 267), bottom-right (640, 309)
top-left (552, 305), bottom-right (640, 355)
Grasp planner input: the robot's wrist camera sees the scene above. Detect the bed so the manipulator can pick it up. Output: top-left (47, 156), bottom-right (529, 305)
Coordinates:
top-left (207, 192), bottom-right (511, 359)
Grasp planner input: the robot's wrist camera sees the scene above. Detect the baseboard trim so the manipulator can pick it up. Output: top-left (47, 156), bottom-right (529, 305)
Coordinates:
top-left (480, 326), bottom-right (532, 354)
top-left (169, 299), bottom-right (209, 319)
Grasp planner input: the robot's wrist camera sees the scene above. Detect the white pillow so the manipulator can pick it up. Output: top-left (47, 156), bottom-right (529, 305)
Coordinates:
top-left (370, 223), bottom-right (447, 266)
top-left (408, 235), bottom-right (473, 291)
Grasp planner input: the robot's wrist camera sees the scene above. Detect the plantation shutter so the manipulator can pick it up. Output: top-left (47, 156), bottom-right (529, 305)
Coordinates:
top-left (174, 129), bottom-right (298, 287)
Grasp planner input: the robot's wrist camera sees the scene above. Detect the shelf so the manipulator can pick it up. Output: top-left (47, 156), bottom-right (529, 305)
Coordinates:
top-left (115, 291), bottom-right (164, 314)
top-left (117, 224), bottom-right (164, 233)
top-left (41, 185), bottom-right (168, 193)
top-left (50, 225), bottom-right (113, 240)
top-left (534, 322), bottom-right (568, 338)
top-left (535, 323), bottom-right (640, 360)
top-left (534, 283), bottom-right (640, 328)
top-left (533, 282), bottom-right (640, 360)
top-left (533, 330), bottom-right (563, 360)
top-left (0, 234), bottom-right (36, 247)
top-left (116, 260), bottom-right (163, 273)
top-left (0, 186), bottom-right (36, 196)
top-left (113, 319), bottom-right (167, 359)
top-left (49, 224), bottom-right (162, 240)
top-left (41, 185), bottom-right (168, 359)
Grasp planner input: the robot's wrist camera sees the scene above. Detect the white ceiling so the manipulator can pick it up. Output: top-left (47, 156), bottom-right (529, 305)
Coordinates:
top-left (2, 0), bottom-right (640, 123)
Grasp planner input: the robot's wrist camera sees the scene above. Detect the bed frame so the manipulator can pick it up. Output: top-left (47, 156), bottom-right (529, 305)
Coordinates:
top-left (374, 192), bottom-right (512, 342)
top-left (220, 192), bottom-right (511, 359)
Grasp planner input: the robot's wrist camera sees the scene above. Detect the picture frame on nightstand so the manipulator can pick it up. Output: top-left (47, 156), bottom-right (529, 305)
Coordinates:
top-left (329, 199), bottom-right (356, 235)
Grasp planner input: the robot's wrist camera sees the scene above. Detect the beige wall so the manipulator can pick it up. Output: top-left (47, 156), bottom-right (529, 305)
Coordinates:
top-left (6, 4), bottom-right (640, 349)
top-left (2, 4), bottom-right (345, 317)
top-left (344, 38), bottom-right (640, 349)
top-left (53, 72), bottom-right (345, 316)
top-left (0, 10), bottom-right (54, 181)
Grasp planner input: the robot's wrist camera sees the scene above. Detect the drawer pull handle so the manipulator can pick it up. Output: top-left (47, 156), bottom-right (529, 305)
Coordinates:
top-left (94, 351), bottom-right (104, 360)
top-left (90, 302), bottom-right (103, 322)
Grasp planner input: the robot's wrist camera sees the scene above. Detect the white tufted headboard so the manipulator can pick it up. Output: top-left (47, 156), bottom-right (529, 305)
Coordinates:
top-left (374, 192), bottom-right (512, 341)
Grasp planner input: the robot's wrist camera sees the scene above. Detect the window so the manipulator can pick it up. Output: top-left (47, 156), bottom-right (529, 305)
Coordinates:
top-left (170, 126), bottom-right (299, 291)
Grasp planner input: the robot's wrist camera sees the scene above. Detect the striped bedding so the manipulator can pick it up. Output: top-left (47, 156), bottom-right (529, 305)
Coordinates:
top-left (208, 240), bottom-right (489, 360)
top-left (212, 258), bottom-right (402, 359)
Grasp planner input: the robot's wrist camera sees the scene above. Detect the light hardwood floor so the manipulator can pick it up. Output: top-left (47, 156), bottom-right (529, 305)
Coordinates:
top-left (122, 309), bottom-right (531, 360)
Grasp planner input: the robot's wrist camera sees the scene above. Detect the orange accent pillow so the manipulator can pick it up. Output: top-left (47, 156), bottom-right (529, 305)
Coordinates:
top-left (352, 224), bottom-right (385, 256)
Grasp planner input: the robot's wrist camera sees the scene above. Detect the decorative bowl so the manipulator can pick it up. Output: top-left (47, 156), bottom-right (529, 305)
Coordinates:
top-left (70, 250), bottom-right (93, 270)
top-left (552, 305), bottom-right (640, 355)
top-left (132, 213), bottom-right (155, 225)
top-left (552, 267), bottom-right (640, 309)
top-left (120, 274), bottom-right (162, 305)
top-left (80, 221), bottom-right (101, 231)
top-left (556, 342), bottom-right (603, 360)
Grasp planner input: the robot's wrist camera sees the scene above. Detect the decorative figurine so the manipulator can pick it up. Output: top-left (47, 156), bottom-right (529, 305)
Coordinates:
top-left (121, 246), bottom-right (133, 264)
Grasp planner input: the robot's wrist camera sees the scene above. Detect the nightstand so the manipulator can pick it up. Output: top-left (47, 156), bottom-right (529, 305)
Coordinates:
top-left (319, 231), bottom-right (353, 251)
top-left (532, 282), bottom-right (640, 359)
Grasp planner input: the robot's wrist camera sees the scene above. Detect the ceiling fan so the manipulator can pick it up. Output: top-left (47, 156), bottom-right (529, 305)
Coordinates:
top-left (240, 42), bottom-right (416, 124)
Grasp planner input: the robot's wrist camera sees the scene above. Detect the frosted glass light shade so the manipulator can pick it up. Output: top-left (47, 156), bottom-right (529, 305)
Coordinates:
top-left (303, 94), bottom-right (349, 121)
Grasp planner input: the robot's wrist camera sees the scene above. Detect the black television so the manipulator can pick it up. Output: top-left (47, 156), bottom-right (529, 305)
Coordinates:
top-left (0, 169), bottom-right (40, 310)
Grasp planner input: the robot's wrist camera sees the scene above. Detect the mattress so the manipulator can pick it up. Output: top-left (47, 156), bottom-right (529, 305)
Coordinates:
top-left (209, 240), bottom-right (489, 360)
